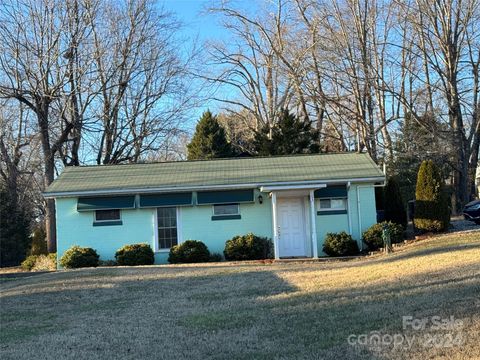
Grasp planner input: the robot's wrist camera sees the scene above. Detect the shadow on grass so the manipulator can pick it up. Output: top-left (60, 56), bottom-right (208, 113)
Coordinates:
top-left (0, 271), bottom-right (53, 280)
top-left (364, 240), bottom-right (480, 267)
top-left (0, 270), bottom-right (297, 352)
top-left (0, 250), bottom-right (479, 360)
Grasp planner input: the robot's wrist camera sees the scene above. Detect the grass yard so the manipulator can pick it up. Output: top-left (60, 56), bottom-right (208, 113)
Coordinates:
top-left (1, 231), bottom-right (479, 360)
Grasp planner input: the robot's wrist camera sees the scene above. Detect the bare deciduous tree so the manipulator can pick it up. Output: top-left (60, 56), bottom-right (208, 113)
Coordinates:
top-left (0, 0), bottom-right (88, 251)
top-left (208, 0), bottom-right (480, 210)
top-left (0, 0), bottom-right (198, 251)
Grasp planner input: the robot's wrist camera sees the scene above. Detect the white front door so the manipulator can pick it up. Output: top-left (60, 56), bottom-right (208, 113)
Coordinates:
top-left (277, 197), bottom-right (307, 257)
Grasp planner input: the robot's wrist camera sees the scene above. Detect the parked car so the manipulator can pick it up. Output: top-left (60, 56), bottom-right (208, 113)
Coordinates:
top-left (463, 199), bottom-right (480, 225)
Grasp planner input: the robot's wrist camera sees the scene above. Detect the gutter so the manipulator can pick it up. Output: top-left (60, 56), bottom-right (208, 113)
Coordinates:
top-left (260, 184), bottom-right (327, 192)
top-left (43, 176), bottom-right (386, 198)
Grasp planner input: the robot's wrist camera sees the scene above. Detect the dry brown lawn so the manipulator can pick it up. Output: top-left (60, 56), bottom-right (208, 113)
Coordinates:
top-left (1, 231), bottom-right (479, 360)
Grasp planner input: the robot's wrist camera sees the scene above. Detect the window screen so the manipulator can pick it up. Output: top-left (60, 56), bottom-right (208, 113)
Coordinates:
top-left (157, 207), bottom-right (178, 249)
top-left (95, 209), bottom-right (121, 221)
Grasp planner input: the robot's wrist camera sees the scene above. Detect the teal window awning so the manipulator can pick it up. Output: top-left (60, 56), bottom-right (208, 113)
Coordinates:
top-left (197, 189), bottom-right (254, 205)
top-left (139, 192), bottom-right (193, 208)
top-left (314, 185), bottom-right (348, 199)
top-left (77, 196), bottom-right (135, 212)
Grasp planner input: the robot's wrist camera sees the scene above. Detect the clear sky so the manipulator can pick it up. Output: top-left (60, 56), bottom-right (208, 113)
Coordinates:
top-left (158, 1), bottom-right (260, 129)
top-left (158, 0), bottom-right (232, 128)
top-left (160, 0), bottom-right (227, 41)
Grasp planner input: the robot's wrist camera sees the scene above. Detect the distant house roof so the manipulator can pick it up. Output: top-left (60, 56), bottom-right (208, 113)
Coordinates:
top-left (44, 152), bottom-right (384, 197)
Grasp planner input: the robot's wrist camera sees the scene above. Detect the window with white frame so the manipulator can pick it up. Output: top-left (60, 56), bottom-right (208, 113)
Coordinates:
top-left (94, 209), bottom-right (121, 222)
top-left (157, 207), bottom-right (178, 249)
top-left (317, 198), bottom-right (347, 212)
top-left (213, 203), bottom-right (240, 216)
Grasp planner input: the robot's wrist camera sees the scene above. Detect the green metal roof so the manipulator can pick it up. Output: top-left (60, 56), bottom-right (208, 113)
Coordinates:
top-left (44, 153), bottom-right (384, 197)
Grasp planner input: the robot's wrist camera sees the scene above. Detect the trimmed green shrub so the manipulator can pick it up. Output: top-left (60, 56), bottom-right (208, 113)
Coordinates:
top-left (323, 232), bottom-right (359, 257)
top-left (168, 240), bottom-right (210, 264)
top-left (362, 221), bottom-right (405, 251)
top-left (21, 255), bottom-right (39, 271)
top-left (21, 253), bottom-right (57, 271)
top-left (414, 160), bottom-right (450, 232)
top-left (224, 233), bottom-right (273, 261)
top-left (384, 176), bottom-right (407, 228)
top-left (48, 253), bottom-right (57, 262)
top-left (60, 246), bottom-right (99, 269)
top-left (32, 253), bottom-right (56, 271)
top-left (115, 243), bottom-right (154, 266)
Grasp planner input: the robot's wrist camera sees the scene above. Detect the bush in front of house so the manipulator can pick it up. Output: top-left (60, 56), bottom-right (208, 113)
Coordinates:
top-left (168, 240), bottom-right (211, 264)
top-left (323, 232), bottom-right (359, 257)
top-left (31, 253), bottom-right (57, 271)
top-left (115, 243), bottom-right (154, 266)
top-left (224, 233), bottom-right (273, 261)
top-left (362, 221), bottom-right (405, 251)
top-left (414, 160), bottom-right (450, 232)
top-left (60, 246), bottom-right (99, 269)
top-left (21, 255), bottom-right (39, 271)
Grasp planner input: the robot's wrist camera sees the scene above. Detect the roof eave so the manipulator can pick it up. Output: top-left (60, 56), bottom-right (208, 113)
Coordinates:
top-left (43, 176), bottom-right (386, 198)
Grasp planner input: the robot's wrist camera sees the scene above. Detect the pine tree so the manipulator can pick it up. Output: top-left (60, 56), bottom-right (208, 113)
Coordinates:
top-left (383, 176), bottom-right (407, 228)
top-left (391, 112), bottom-right (451, 203)
top-left (187, 111), bottom-right (233, 160)
top-left (414, 160), bottom-right (451, 232)
top-left (0, 186), bottom-right (31, 266)
top-left (253, 109), bottom-right (319, 156)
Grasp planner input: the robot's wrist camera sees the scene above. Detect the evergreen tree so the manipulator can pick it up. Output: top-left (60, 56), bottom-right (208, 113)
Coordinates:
top-left (29, 226), bottom-right (48, 256)
top-left (391, 113), bottom-right (451, 203)
top-left (383, 176), bottom-right (407, 228)
top-left (414, 160), bottom-right (451, 232)
top-left (0, 186), bottom-right (31, 266)
top-left (187, 111), bottom-right (233, 160)
top-left (253, 110), bottom-right (319, 156)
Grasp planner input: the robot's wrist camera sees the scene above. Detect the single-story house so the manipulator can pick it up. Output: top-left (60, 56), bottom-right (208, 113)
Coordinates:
top-left (44, 153), bottom-right (385, 263)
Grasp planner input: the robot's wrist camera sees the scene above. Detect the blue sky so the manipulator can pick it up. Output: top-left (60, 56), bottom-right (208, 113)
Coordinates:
top-left (158, 1), bottom-right (260, 130)
top-left (159, 0), bottom-right (231, 127)
top-left (161, 0), bottom-right (226, 41)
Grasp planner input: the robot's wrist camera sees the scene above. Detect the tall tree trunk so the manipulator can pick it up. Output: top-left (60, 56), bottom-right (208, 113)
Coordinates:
top-left (447, 65), bottom-right (469, 212)
top-left (37, 100), bottom-right (57, 253)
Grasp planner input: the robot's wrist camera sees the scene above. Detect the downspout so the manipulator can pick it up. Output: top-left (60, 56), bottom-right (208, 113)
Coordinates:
top-left (356, 182), bottom-right (386, 251)
top-left (356, 186), bottom-right (363, 251)
top-left (347, 182), bottom-right (352, 235)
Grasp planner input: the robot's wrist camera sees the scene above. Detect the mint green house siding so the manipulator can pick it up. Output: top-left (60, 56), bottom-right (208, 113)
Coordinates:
top-left (56, 197), bottom-right (156, 263)
top-left (55, 185), bottom-right (377, 264)
top-left (315, 184), bottom-right (377, 255)
top-left (55, 190), bottom-right (274, 265)
top-left (181, 190), bottom-right (272, 255)
top-left (316, 213), bottom-right (350, 255)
